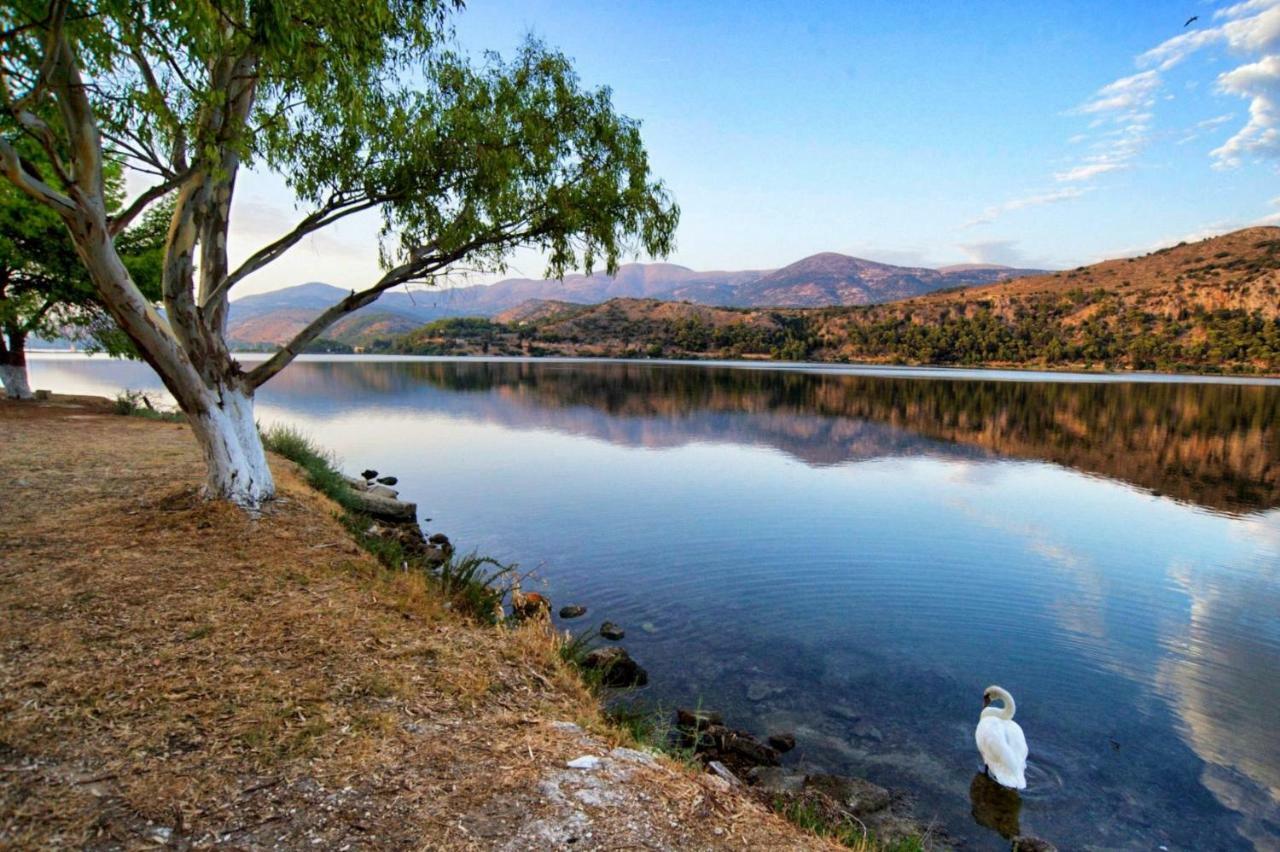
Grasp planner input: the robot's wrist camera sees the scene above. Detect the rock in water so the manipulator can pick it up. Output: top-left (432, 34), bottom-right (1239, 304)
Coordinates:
top-left (599, 621), bottom-right (625, 640)
top-left (803, 774), bottom-right (892, 817)
top-left (581, 647), bottom-right (648, 687)
top-left (767, 732), bottom-right (797, 753)
top-left (361, 469), bottom-right (378, 481)
top-left (1011, 838), bottom-right (1057, 852)
top-left (376, 475), bottom-right (398, 486)
top-left (559, 605), bottom-right (587, 619)
top-left (676, 707), bottom-right (723, 730)
top-left (428, 532), bottom-right (450, 546)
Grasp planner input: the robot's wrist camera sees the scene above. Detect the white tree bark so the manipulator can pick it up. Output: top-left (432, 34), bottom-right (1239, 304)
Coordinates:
top-left (0, 363), bottom-right (32, 399)
top-left (185, 383), bottom-right (274, 506)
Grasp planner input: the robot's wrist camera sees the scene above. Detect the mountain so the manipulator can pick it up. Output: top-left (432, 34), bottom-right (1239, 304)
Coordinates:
top-left (226, 254), bottom-right (1041, 346)
top-left (382, 228), bottom-right (1280, 374)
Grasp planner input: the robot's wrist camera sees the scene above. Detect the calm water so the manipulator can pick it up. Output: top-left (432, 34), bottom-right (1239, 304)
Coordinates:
top-left (29, 354), bottom-right (1280, 850)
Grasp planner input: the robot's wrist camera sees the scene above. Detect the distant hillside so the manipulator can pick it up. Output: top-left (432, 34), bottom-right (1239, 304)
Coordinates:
top-left (226, 254), bottom-right (1041, 347)
top-left (378, 228), bottom-right (1280, 374)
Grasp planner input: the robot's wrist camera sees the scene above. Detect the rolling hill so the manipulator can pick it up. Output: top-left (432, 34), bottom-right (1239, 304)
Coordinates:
top-left (381, 227), bottom-right (1280, 374)
top-left (226, 254), bottom-right (1040, 347)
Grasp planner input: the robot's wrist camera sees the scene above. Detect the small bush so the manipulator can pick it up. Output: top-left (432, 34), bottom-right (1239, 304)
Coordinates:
top-left (113, 389), bottom-right (184, 421)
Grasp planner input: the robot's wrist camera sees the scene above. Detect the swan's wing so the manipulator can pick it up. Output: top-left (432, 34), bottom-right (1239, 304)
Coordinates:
top-left (976, 717), bottom-right (1027, 789)
top-left (1006, 719), bottom-right (1029, 767)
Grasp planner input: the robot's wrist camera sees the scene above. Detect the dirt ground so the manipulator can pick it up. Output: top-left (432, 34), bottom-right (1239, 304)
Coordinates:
top-left (0, 396), bottom-right (833, 850)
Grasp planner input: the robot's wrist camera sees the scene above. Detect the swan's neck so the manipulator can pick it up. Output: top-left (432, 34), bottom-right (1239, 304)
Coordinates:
top-left (984, 689), bottom-right (1016, 720)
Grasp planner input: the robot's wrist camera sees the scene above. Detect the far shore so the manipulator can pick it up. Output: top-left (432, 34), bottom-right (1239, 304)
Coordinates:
top-left (27, 347), bottom-right (1280, 386)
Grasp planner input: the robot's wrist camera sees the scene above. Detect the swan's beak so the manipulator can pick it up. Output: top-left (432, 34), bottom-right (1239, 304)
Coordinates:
top-left (982, 694), bottom-right (991, 707)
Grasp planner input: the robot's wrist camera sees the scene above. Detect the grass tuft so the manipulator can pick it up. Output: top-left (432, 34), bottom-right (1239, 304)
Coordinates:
top-left (113, 389), bottom-right (184, 422)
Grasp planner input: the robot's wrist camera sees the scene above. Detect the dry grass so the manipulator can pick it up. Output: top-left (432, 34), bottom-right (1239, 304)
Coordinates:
top-left (0, 396), bottom-right (833, 849)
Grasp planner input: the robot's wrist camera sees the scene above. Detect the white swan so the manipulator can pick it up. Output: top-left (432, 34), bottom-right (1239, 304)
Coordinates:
top-left (975, 685), bottom-right (1028, 790)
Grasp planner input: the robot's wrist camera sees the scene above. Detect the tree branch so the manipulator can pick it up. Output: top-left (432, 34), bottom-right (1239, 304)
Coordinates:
top-left (108, 166), bottom-right (194, 235)
top-left (244, 241), bottom-right (488, 390)
top-left (200, 194), bottom-right (385, 309)
top-left (0, 138), bottom-right (75, 213)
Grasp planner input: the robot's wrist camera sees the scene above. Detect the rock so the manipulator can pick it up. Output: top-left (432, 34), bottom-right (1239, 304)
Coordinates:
top-left (566, 756), bottom-right (600, 770)
top-left (1012, 837), bottom-right (1057, 852)
top-left (559, 605), bottom-right (587, 619)
top-left (850, 720), bottom-right (884, 742)
top-left (803, 774), bottom-right (892, 816)
top-left (724, 732), bottom-right (780, 767)
top-left (610, 747), bottom-right (657, 766)
top-left (511, 591), bottom-right (551, 621)
top-left (361, 469), bottom-right (378, 481)
top-left (748, 766), bottom-right (805, 793)
top-left (347, 490), bottom-right (417, 523)
top-left (676, 708), bottom-right (723, 731)
top-left (599, 621), bottom-right (625, 640)
top-left (746, 681), bottom-right (786, 702)
top-left (376, 475), bottom-right (398, 486)
top-left (342, 474), bottom-right (370, 492)
top-left (707, 760), bottom-right (742, 787)
top-left (33, 389), bottom-right (50, 401)
top-left (640, 621), bottom-right (658, 634)
top-left (580, 647), bottom-right (648, 688)
top-left (428, 532), bottom-right (451, 546)
top-left (767, 732), bottom-right (797, 753)
top-left (368, 483), bottom-right (399, 499)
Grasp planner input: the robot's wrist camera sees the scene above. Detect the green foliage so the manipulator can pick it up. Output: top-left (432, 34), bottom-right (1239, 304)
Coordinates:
top-left (0, 138), bottom-right (168, 357)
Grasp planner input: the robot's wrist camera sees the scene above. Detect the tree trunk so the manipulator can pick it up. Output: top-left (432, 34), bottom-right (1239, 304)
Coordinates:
top-left (1, 328), bottom-right (33, 400)
top-left (184, 380), bottom-right (275, 507)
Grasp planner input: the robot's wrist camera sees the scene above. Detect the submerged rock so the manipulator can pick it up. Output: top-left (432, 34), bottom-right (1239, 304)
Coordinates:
top-left (745, 681), bottom-right (786, 702)
top-left (1012, 837), bottom-right (1057, 852)
top-left (675, 707), bottom-right (723, 731)
top-left (803, 773), bottom-right (892, 817)
top-left (767, 732), bottom-right (796, 753)
top-left (748, 766), bottom-right (805, 793)
top-left (599, 621), bottom-right (625, 640)
top-left (558, 604), bottom-right (587, 619)
top-left (580, 647), bottom-right (648, 687)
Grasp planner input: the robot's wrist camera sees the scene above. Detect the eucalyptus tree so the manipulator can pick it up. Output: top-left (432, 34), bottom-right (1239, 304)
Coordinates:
top-left (0, 141), bottom-right (167, 397)
top-left (0, 1), bottom-right (677, 505)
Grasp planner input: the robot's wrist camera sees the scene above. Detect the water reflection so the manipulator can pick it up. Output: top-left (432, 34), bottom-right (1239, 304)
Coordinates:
top-left (26, 355), bottom-right (1280, 849)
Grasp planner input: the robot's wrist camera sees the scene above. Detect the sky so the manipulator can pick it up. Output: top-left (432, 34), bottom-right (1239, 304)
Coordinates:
top-left (217, 0), bottom-right (1280, 295)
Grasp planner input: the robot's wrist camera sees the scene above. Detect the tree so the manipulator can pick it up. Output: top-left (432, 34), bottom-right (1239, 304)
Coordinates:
top-left (0, 1), bottom-right (677, 506)
top-left (0, 139), bottom-right (168, 397)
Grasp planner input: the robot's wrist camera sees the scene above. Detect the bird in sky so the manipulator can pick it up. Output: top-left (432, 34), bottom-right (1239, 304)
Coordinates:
top-left (1184, 15), bottom-right (1199, 27)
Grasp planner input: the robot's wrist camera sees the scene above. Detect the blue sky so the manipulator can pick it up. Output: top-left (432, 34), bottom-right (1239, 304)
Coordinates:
top-left (225, 0), bottom-right (1280, 293)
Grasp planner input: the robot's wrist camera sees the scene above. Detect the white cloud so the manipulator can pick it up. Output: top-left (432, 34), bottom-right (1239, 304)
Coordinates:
top-left (1212, 55), bottom-right (1280, 166)
top-left (956, 239), bottom-right (1045, 267)
top-left (962, 186), bottom-right (1090, 228)
top-left (1074, 70), bottom-right (1162, 114)
top-left (1054, 162), bottom-right (1124, 182)
top-left (1129, 0), bottom-right (1280, 168)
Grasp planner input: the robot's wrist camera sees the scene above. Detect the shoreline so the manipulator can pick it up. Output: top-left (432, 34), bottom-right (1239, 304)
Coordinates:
top-left (1, 394), bottom-right (967, 850)
top-left (28, 348), bottom-right (1280, 387)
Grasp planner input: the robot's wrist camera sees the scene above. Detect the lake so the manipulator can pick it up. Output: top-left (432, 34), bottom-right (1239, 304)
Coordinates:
top-left (28, 354), bottom-right (1280, 850)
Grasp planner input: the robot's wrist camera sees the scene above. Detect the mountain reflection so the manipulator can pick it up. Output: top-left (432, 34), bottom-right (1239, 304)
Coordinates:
top-left (261, 360), bottom-right (1280, 514)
